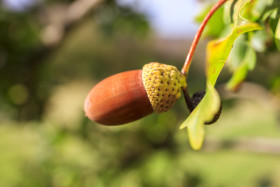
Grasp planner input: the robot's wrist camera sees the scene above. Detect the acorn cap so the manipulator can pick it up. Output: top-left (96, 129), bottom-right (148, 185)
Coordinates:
top-left (142, 62), bottom-right (187, 113)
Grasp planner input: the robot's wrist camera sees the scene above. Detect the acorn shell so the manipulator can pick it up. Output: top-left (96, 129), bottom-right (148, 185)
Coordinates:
top-left (84, 70), bottom-right (153, 125)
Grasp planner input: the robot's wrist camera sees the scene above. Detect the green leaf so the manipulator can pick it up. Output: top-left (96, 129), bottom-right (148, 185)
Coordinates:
top-left (250, 30), bottom-right (269, 52)
top-left (206, 21), bottom-right (261, 86)
top-left (180, 84), bottom-right (220, 150)
top-left (246, 46), bottom-right (257, 70)
top-left (228, 35), bottom-right (247, 69)
top-left (254, 0), bottom-right (275, 21)
top-left (275, 18), bottom-right (280, 50)
top-left (226, 63), bottom-right (248, 91)
top-left (226, 46), bottom-right (256, 91)
top-left (226, 38), bottom-right (256, 91)
top-left (195, 3), bottom-right (226, 38)
top-left (181, 0), bottom-right (262, 150)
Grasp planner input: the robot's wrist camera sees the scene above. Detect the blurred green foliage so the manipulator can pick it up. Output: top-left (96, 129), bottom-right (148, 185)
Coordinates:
top-left (1, 101), bottom-right (280, 187)
top-left (0, 0), bottom-right (280, 187)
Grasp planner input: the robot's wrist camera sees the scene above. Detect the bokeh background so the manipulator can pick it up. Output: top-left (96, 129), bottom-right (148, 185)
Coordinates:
top-left (1, 0), bottom-right (280, 186)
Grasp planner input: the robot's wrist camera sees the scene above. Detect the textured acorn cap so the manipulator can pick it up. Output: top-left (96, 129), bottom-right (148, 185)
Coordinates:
top-left (142, 62), bottom-right (187, 113)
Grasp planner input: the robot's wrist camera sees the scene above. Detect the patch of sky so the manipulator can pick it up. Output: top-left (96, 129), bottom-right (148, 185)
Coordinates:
top-left (117, 0), bottom-right (202, 38)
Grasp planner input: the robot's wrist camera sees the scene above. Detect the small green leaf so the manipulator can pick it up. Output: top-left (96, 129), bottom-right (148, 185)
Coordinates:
top-left (228, 35), bottom-right (247, 69)
top-left (226, 45), bottom-right (256, 91)
top-left (195, 3), bottom-right (226, 38)
top-left (250, 30), bottom-right (269, 52)
top-left (180, 84), bottom-right (220, 150)
top-left (246, 46), bottom-right (257, 70)
top-left (226, 63), bottom-right (248, 91)
top-left (275, 18), bottom-right (280, 50)
top-left (254, 0), bottom-right (275, 21)
top-left (223, 0), bottom-right (233, 24)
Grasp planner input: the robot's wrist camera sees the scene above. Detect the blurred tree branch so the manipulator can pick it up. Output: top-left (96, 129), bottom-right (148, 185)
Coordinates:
top-left (40, 0), bottom-right (104, 46)
top-left (218, 82), bottom-right (280, 111)
top-left (204, 137), bottom-right (280, 155)
top-left (0, 0), bottom-right (104, 120)
top-left (26, 0), bottom-right (104, 120)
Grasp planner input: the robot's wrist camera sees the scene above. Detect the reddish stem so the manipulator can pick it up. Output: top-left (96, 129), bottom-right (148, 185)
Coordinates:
top-left (181, 0), bottom-right (228, 76)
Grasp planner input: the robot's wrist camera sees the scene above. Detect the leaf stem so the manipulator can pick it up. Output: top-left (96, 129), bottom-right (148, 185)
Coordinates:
top-left (181, 0), bottom-right (228, 76)
top-left (182, 87), bottom-right (194, 112)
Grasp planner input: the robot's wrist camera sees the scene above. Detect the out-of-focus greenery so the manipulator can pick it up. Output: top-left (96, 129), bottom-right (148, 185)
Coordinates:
top-left (0, 0), bottom-right (280, 187)
top-left (1, 100), bottom-right (280, 187)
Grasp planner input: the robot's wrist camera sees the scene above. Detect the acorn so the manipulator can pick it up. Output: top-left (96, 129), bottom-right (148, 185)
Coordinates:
top-left (84, 62), bottom-right (187, 125)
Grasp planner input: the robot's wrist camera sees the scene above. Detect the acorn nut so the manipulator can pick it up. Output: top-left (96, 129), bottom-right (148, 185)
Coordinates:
top-left (84, 62), bottom-right (187, 125)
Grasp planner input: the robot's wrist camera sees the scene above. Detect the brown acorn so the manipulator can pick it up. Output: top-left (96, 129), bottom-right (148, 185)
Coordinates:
top-left (84, 62), bottom-right (187, 125)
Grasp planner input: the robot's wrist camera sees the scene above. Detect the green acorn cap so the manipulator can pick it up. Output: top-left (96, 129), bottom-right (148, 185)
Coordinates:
top-left (142, 62), bottom-right (187, 113)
